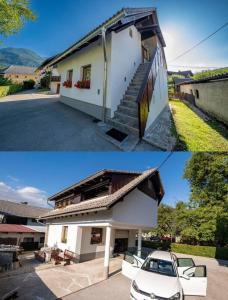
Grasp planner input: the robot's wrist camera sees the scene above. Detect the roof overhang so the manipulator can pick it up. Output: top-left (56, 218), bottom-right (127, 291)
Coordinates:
top-left (40, 7), bottom-right (165, 69)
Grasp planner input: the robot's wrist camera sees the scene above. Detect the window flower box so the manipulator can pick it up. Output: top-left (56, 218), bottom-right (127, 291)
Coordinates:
top-left (74, 80), bottom-right (90, 89)
top-left (63, 80), bottom-right (72, 88)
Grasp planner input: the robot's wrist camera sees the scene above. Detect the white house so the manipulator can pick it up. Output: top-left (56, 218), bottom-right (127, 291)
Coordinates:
top-left (40, 168), bottom-right (164, 278)
top-left (42, 7), bottom-right (168, 138)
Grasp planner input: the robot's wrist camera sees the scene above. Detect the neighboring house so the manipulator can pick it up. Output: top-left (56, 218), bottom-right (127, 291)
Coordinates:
top-left (0, 65), bottom-right (38, 84)
top-left (36, 56), bottom-right (61, 94)
top-left (168, 70), bottom-right (193, 78)
top-left (0, 224), bottom-right (46, 250)
top-left (40, 7), bottom-right (168, 138)
top-left (0, 200), bottom-right (50, 250)
top-left (177, 73), bottom-right (228, 125)
top-left (40, 168), bottom-right (164, 278)
top-left (173, 78), bottom-right (192, 92)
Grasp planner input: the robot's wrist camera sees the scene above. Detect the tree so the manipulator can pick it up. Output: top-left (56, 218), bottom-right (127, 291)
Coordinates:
top-left (0, 0), bottom-right (36, 39)
top-left (184, 153), bottom-right (228, 209)
top-left (154, 204), bottom-right (176, 239)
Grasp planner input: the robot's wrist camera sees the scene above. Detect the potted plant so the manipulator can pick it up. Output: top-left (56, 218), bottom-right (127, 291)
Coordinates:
top-left (74, 80), bottom-right (90, 89)
top-left (63, 80), bottom-right (72, 88)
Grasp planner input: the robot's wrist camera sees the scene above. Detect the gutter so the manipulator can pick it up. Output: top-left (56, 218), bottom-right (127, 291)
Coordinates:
top-left (101, 27), bottom-right (108, 122)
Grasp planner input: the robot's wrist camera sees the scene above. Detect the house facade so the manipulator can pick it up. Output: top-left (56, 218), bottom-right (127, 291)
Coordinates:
top-left (0, 65), bottom-right (38, 84)
top-left (42, 7), bottom-right (168, 138)
top-left (0, 200), bottom-right (50, 249)
top-left (178, 73), bottom-right (228, 125)
top-left (40, 168), bottom-right (164, 278)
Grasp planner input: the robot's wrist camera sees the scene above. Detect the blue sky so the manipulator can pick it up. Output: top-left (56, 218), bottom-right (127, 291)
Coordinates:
top-left (1, 0), bottom-right (228, 71)
top-left (0, 152), bottom-right (191, 208)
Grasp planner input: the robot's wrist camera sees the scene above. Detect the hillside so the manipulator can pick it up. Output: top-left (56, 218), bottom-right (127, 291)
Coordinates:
top-left (0, 47), bottom-right (44, 67)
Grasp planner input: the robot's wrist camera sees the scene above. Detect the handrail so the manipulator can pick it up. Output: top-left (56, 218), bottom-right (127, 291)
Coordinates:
top-left (137, 47), bottom-right (159, 138)
top-left (136, 47), bottom-right (158, 104)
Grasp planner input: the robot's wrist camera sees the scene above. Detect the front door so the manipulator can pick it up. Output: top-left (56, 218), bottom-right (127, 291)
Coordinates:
top-left (114, 238), bottom-right (128, 253)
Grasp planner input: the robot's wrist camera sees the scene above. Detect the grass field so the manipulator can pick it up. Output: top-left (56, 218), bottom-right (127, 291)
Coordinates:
top-left (170, 99), bottom-right (228, 152)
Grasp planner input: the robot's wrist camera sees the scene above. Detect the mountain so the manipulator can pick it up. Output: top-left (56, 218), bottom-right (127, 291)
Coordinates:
top-left (0, 47), bottom-right (45, 67)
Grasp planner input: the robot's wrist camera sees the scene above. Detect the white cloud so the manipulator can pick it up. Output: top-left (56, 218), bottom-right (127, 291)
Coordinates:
top-left (0, 182), bottom-right (48, 208)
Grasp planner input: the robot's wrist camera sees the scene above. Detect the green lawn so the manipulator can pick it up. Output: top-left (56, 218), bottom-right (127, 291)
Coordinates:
top-left (170, 99), bottom-right (228, 152)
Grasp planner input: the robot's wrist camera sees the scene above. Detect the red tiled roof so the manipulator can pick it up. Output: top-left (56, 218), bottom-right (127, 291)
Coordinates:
top-left (0, 224), bottom-right (37, 233)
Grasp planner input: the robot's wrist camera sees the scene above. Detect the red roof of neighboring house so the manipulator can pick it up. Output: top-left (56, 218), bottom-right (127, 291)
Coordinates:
top-left (0, 224), bottom-right (37, 233)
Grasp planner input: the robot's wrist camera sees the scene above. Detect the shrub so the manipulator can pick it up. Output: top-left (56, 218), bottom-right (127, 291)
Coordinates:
top-left (0, 76), bottom-right (12, 86)
top-left (171, 243), bottom-right (228, 260)
top-left (0, 84), bottom-right (23, 97)
top-left (23, 79), bottom-right (35, 89)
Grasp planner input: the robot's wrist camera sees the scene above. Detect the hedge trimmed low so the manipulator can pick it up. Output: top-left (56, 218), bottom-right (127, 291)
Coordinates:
top-left (171, 244), bottom-right (228, 260)
top-left (0, 85), bottom-right (23, 97)
top-left (141, 241), bottom-right (228, 260)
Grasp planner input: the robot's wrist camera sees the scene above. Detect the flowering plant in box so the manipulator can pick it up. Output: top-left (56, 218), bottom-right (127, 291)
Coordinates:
top-left (75, 80), bottom-right (90, 89)
top-left (63, 80), bottom-right (72, 88)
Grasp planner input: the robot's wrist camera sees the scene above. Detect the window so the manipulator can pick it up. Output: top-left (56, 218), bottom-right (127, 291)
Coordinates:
top-left (40, 236), bottom-right (45, 243)
top-left (195, 89), bottom-right (199, 99)
top-left (141, 258), bottom-right (177, 277)
top-left (91, 228), bottom-right (103, 244)
top-left (61, 226), bottom-right (68, 243)
top-left (82, 65), bottom-right (91, 81)
top-left (67, 69), bottom-right (73, 82)
top-left (23, 237), bottom-right (34, 243)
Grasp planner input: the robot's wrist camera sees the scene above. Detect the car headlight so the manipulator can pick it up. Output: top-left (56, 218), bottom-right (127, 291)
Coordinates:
top-left (170, 292), bottom-right (181, 300)
top-left (132, 280), bottom-right (139, 292)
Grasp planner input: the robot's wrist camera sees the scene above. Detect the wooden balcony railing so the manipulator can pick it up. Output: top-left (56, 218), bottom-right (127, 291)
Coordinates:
top-left (51, 76), bottom-right (61, 82)
top-left (137, 48), bottom-right (159, 138)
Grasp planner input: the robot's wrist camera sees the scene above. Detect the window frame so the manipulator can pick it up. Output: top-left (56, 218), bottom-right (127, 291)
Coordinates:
top-left (82, 65), bottom-right (91, 82)
top-left (61, 226), bottom-right (68, 244)
top-left (90, 227), bottom-right (103, 245)
top-left (66, 69), bottom-right (73, 82)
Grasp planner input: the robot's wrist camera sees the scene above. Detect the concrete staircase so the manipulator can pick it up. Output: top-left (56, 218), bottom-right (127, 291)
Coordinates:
top-left (107, 62), bottom-right (150, 136)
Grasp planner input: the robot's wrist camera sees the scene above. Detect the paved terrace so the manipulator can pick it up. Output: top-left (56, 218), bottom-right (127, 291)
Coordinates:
top-left (0, 256), bottom-right (123, 300)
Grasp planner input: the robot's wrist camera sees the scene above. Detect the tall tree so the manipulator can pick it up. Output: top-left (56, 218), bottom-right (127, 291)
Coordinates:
top-left (0, 0), bottom-right (36, 39)
top-left (184, 153), bottom-right (228, 208)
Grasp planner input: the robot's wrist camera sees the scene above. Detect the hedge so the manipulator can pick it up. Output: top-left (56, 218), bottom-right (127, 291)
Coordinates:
top-left (171, 244), bottom-right (228, 260)
top-left (0, 85), bottom-right (23, 97)
top-left (141, 241), bottom-right (228, 260)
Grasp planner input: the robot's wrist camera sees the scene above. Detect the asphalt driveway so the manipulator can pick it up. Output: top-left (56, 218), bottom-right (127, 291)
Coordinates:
top-left (0, 91), bottom-right (119, 151)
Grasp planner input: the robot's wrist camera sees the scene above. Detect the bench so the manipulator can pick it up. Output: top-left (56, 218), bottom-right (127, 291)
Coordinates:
top-left (54, 250), bottom-right (76, 266)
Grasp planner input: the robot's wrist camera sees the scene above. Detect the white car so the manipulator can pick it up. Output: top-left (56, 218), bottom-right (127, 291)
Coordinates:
top-left (122, 250), bottom-right (207, 300)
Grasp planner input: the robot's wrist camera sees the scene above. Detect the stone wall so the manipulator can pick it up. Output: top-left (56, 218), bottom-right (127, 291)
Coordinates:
top-left (180, 79), bottom-right (228, 125)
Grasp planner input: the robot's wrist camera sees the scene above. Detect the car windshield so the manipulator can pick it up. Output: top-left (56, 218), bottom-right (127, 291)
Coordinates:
top-left (141, 258), bottom-right (177, 277)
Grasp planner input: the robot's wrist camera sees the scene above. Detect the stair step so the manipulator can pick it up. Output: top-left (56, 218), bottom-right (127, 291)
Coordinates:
top-left (121, 99), bottom-right (138, 108)
top-left (124, 94), bottom-right (137, 101)
top-left (125, 90), bottom-right (138, 96)
top-left (118, 105), bottom-right (138, 117)
top-left (114, 111), bottom-right (138, 127)
top-left (107, 118), bottom-right (139, 136)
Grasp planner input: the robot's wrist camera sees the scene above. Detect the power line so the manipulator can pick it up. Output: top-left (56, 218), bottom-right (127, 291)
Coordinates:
top-left (157, 152), bottom-right (174, 171)
top-left (168, 22), bottom-right (228, 63)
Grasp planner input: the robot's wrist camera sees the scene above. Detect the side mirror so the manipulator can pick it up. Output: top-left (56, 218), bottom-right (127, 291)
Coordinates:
top-left (180, 274), bottom-right (190, 280)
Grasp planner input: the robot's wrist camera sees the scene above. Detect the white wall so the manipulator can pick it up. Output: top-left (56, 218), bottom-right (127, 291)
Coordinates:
top-left (108, 26), bottom-right (142, 116)
top-left (47, 224), bottom-right (79, 253)
top-left (145, 46), bottom-right (168, 131)
top-left (57, 38), bottom-right (109, 108)
top-left (112, 188), bottom-right (158, 228)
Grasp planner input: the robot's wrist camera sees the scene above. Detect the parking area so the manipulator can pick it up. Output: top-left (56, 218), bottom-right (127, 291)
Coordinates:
top-left (0, 90), bottom-right (157, 151)
top-left (64, 254), bottom-right (228, 300)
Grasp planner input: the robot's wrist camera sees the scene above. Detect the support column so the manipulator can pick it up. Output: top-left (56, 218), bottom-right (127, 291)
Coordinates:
top-left (104, 226), bottom-right (112, 279)
top-left (44, 224), bottom-right (49, 247)
top-left (137, 229), bottom-right (142, 258)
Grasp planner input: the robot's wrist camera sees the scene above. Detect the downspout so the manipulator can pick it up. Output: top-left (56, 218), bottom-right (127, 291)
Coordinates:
top-left (101, 27), bottom-right (108, 122)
